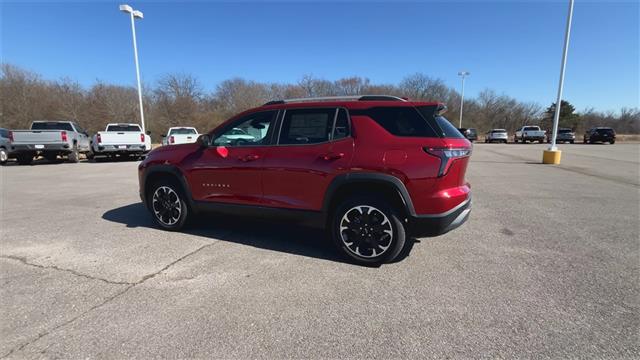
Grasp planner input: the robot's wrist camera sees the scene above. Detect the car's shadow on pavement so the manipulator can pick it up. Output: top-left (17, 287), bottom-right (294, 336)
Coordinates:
top-left (102, 203), bottom-right (416, 266)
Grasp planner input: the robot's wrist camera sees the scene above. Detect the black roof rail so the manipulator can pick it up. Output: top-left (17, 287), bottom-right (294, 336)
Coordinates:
top-left (262, 95), bottom-right (407, 106)
top-left (262, 100), bottom-right (285, 106)
top-left (358, 95), bottom-right (407, 102)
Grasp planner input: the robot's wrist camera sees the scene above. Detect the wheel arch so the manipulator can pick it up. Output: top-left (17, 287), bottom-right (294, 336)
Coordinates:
top-left (143, 165), bottom-right (195, 211)
top-left (322, 173), bottom-right (416, 222)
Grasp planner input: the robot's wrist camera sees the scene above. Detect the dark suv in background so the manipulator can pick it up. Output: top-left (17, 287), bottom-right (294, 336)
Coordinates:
top-left (584, 127), bottom-right (616, 144)
top-left (458, 128), bottom-right (478, 142)
top-left (138, 95), bottom-right (472, 265)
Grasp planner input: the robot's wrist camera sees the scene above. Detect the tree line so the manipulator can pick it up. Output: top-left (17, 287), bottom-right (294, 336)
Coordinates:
top-left (1, 63), bottom-right (637, 137)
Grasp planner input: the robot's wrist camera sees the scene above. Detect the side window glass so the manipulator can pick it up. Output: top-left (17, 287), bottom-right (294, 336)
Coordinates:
top-left (279, 108), bottom-right (335, 145)
top-left (332, 108), bottom-right (350, 140)
top-left (213, 111), bottom-right (276, 147)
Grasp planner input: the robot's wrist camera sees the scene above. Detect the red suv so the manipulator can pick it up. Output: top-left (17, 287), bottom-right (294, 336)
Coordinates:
top-left (138, 95), bottom-right (472, 265)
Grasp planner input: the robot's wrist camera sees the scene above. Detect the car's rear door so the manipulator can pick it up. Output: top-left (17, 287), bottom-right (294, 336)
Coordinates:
top-left (187, 110), bottom-right (278, 206)
top-left (261, 107), bottom-right (354, 211)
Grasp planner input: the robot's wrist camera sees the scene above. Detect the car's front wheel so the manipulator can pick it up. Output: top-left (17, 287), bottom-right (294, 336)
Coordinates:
top-left (332, 197), bottom-right (406, 266)
top-left (148, 179), bottom-right (190, 231)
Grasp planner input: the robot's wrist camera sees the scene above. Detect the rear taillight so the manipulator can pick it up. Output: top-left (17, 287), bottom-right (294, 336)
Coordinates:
top-left (169, 135), bottom-right (175, 144)
top-left (61, 131), bottom-right (68, 142)
top-left (424, 147), bottom-right (472, 177)
top-left (140, 133), bottom-right (145, 143)
top-left (8, 131), bottom-right (13, 142)
top-left (97, 133), bottom-right (102, 143)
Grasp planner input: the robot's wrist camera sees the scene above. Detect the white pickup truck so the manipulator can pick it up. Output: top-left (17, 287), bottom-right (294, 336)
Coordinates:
top-left (91, 123), bottom-right (151, 159)
top-left (514, 126), bottom-right (546, 143)
top-left (161, 127), bottom-right (199, 146)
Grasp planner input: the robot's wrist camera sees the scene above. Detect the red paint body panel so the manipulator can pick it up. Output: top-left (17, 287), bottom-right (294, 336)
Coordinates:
top-left (139, 99), bottom-right (471, 222)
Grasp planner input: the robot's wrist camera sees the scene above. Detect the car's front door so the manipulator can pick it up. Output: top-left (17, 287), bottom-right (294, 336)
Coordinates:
top-left (188, 110), bottom-right (278, 206)
top-left (261, 107), bottom-right (354, 211)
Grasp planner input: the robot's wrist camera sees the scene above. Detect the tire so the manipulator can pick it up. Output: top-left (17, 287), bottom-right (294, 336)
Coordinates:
top-left (570, 140), bottom-right (574, 144)
top-left (538, 140), bottom-right (544, 144)
top-left (331, 196), bottom-right (406, 266)
top-left (0, 148), bottom-right (7, 165)
top-left (583, 138), bottom-right (587, 144)
top-left (514, 137), bottom-right (518, 143)
top-left (147, 178), bottom-right (190, 231)
top-left (85, 150), bottom-right (95, 160)
top-left (68, 146), bottom-right (80, 163)
top-left (503, 140), bottom-right (508, 144)
top-left (16, 154), bottom-right (33, 165)
top-left (610, 140), bottom-right (615, 144)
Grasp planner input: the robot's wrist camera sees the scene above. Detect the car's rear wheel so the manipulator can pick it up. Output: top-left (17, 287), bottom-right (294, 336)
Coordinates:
top-left (0, 148), bottom-right (9, 165)
top-left (609, 140), bottom-right (615, 144)
top-left (68, 146), bottom-right (80, 163)
top-left (148, 179), bottom-right (189, 231)
top-left (332, 197), bottom-right (405, 266)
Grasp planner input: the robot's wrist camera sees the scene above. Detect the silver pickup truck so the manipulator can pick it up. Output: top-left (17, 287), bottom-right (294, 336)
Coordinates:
top-left (10, 121), bottom-right (91, 165)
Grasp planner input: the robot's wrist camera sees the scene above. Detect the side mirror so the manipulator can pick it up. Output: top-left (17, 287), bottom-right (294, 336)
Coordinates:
top-left (146, 130), bottom-right (151, 136)
top-left (198, 134), bottom-right (211, 148)
top-left (161, 134), bottom-right (166, 138)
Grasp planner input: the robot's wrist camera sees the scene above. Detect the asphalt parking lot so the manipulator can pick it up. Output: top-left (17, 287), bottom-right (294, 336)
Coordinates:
top-left (1, 143), bottom-right (638, 359)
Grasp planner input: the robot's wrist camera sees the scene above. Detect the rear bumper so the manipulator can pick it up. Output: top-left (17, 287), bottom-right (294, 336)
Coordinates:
top-left (11, 143), bottom-right (70, 153)
top-left (95, 144), bottom-right (148, 154)
top-left (408, 195), bottom-right (471, 237)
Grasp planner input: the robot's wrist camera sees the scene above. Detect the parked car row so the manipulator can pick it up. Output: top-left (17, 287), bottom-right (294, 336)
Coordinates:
top-left (1, 121), bottom-right (148, 165)
top-left (455, 126), bottom-right (616, 145)
top-left (0, 120), bottom-right (204, 165)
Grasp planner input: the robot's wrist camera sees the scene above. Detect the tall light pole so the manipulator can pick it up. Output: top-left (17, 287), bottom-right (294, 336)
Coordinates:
top-left (458, 71), bottom-right (470, 128)
top-left (119, 4), bottom-right (146, 133)
top-left (543, 0), bottom-right (574, 164)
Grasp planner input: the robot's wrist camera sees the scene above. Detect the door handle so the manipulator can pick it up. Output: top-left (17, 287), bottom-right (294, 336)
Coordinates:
top-left (239, 154), bottom-right (260, 162)
top-left (322, 152), bottom-right (344, 161)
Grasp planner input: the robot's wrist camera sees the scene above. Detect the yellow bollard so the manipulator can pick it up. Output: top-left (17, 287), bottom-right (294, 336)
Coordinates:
top-left (542, 150), bottom-right (562, 164)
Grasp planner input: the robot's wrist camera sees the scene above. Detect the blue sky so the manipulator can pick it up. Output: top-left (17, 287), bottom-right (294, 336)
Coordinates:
top-left (1, 0), bottom-right (638, 112)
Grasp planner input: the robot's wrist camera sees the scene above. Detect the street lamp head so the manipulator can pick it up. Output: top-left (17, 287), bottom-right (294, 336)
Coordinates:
top-left (133, 10), bottom-right (144, 19)
top-left (458, 71), bottom-right (470, 77)
top-left (119, 4), bottom-right (133, 13)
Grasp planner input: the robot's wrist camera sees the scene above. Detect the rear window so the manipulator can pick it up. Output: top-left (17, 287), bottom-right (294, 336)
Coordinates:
top-left (523, 126), bottom-right (540, 131)
top-left (31, 122), bottom-right (74, 131)
top-left (415, 106), bottom-right (463, 138)
top-left (558, 129), bottom-right (572, 134)
top-left (0, 129), bottom-right (9, 138)
top-left (169, 128), bottom-right (197, 135)
top-left (491, 129), bottom-right (507, 134)
top-left (107, 124), bottom-right (141, 132)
